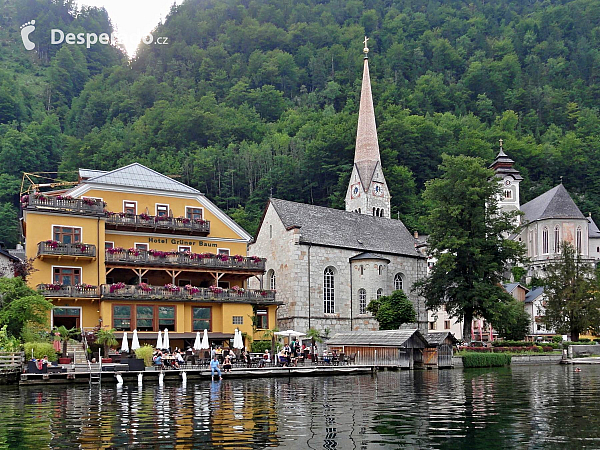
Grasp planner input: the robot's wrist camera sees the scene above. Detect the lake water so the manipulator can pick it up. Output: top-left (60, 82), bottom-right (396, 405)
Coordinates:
top-left (1, 365), bottom-right (600, 449)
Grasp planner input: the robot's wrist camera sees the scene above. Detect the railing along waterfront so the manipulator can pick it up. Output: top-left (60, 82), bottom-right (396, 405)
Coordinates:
top-left (23, 195), bottom-right (104, 215)
top-left (37, 284), bottom-right (100, 298)
top-left (101, 284), bottom-right (277, 302)
top-left (0, 352), bottom-right (23, 371)
top-left (105, 249), bottom-right (266, 271)
top-left (37, 241), bottom-right (97, 258)
top-left (105, 213), bottom-right (210, 235)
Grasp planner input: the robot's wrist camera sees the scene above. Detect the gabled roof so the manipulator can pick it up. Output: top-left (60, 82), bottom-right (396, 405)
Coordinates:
top-left (0, 247), bottom-right (19, 262)
top-left (525, 286), bottom-right (545, 304)
top-left (79, 169), bottom-right (107, 180)
top-left (269, 198), bottom-right (422, 257)
top-left (86, 163), bottom-right (200, 194)
top-left (328, 329), bottom-right (426, 347)
top-left (349, 252), bottom-right (391, 263)
top-left (521, 184), bottom-right (585, 223)
top-left (503, 282), bottom-right (529, 294)
top-left (588, 216), bottom-right (600, 239)
top-left (425, 332), bottom-right (459, 346)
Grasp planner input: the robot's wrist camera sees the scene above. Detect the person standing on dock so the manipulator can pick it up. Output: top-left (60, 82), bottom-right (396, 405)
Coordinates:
top-left (210, 356), bottom-right (222, 381)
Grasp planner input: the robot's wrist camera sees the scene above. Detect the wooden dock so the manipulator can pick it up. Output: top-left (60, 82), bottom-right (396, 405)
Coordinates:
top-left (19, 365), bottom-right (381, 385)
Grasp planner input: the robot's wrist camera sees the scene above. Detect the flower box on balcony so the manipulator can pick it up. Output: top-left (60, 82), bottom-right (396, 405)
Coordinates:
top-left (58, 357), bottom-right (72, 364)
top-left (101, 358), bottom-right (112, 364)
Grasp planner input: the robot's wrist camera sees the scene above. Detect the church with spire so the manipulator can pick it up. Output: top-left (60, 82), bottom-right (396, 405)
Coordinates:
top-left (249, 39), bottom-right (427, 334)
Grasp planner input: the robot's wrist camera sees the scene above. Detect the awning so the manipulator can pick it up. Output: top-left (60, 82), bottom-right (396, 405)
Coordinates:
top-left (113, 332), bottom-right (234, 340)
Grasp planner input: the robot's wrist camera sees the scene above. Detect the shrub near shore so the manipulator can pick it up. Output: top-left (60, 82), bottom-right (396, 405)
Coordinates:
top-left (462, 353), bottom-right (512, 368)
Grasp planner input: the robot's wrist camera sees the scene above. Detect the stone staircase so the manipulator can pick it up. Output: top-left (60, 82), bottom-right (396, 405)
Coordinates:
top-left (65, 341), bottom-right (88, 364)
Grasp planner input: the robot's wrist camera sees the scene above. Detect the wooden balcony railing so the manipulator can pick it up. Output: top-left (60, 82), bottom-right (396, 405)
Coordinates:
top-left (37, 284), bottom-right (100, 298)
top-left (23, 196), bottom-right (104, 215)
top-left (105, 213), bottom-right (210, 235)
top-left (100, 284), bottom-right (277, 303)
top-left (37, 241), bottom-right (97, 258)
top-left (105, 249), bottom-right (266, 272)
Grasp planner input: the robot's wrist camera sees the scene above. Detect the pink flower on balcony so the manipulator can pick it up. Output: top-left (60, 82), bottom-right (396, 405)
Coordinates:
top-left (140, 213), bottom-right (151, 221)
top-left (127, 247), bottom-right (140, 256)
top-left (250, 256), bottom-right (262, 263)
top-left (109, 282), bottom-right (126, 293)
top-left (209, 285), bottom-right (223, 294)
top-left (232, 255), bottom-right (244, 262)
top-left (219, 254), bottom-right (229, 262)
top-left (165, 283), bottom-right (180, 293)
top-left (45, 240), bottom-right (59, 249)
top-left (185, 284), bottom-right (200, 294)
top-left (231, 285), bottom-right (245, 295)
top-left (139, 283), bottom-right (152, 292)
top-left (107, 247), bottom-right (124, 254)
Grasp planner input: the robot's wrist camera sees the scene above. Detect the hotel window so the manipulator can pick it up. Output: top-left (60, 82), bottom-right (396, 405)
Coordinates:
top-left (218, 249), bottom-right (230, 256)
top-left (394, 273), bottom-right (404, 291)
top-left (186, 207), bottom-right (203, 220)
top-left (53, 226), bottom-right (81, 244)
top-left (105, 242), bottom-right (114, 249)
top-left (136, 306), bottom-right (154, 332)
top-left (554, 226), bottom-right (560, 253)
top-left (377, 288), bottom-right (383, 299)
top-left (156, 204), bottom-right (169, 217)
top-left (577, 227), bottom-right (582, 254)
top-left (113, 305), bottom-right (131, 331)
top-left (158, 306), bottom-right (175, 331)
top-left (53, 267), bottom-right (80, 285)
top-left (179, 246), bottom-right (192, 253)
top-left (123, 201), bottom-right (136, 215)
top-left (359, 289), bottom-right (367, 315)
top-left (193, 307), bottom-right (211, 331)
top-left (324, 267), bottom-right (335, 314)
top-left (255, 309), bottom-right (268, 329)
top-left (135, 243), bottom-right (148, 251)
top-left (542, 227), bottom-right (549, 254)
top-left (444, 320), bottom-right (451, 330)
top-left (232, 316), bottom-right (243, 325)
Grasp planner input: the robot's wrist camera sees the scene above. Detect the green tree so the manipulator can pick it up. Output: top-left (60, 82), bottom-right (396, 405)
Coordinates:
top-left (0, 278), bottom-right (52, 340)
top-left (95, 328), bottom-right (118, 358)
top-left (488, 299), bottom-right (530, 341)
top-left (414, 154), bottom-right (525, 341)
top-left (366, 290), bottom-right (416, 330)
top-left (542, 242), bottom-right (600, 341)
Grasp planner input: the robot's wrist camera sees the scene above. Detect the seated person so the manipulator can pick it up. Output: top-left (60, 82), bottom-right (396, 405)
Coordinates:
top-left (322, 350), bottom-right (330, 364)
top-left (223, 355), bottom-right (232, 373)
top-left (210, 356), bottom-right (222, 381)
top-left (259, 349), bottom-right (271, 367)
top-left (278, 350), bottom-right (289, 367)
top-left (153, 350), bottom-right (163, 367)
top-left (176, 351), bottom-right (185, 366)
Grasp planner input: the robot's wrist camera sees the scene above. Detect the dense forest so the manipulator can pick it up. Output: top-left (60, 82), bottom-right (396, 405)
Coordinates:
top-left (1, 0), bottom-right (600, 245)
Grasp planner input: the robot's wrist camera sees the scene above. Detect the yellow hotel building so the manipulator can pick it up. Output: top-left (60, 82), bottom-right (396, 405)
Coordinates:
top-left (21, 163), bottom-right (279, 349)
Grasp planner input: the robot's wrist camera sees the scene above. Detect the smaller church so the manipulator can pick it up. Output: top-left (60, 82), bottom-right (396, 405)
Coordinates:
top-left (250, 39), bottom-right (427, 334)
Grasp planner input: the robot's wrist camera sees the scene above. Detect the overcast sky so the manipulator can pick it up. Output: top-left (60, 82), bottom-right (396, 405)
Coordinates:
top-left (76, 0), bottom-right (184, 56)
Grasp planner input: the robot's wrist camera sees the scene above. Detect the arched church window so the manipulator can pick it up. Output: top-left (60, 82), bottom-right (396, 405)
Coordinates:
top-left (268, 269), bottom-right (276, 290)
top-left (504, 190), bottom-right (512, 199)
top-left (378, 265), bottom-right (383, 275)
top-left (542, 227), bottom-right (549, 254)
top-left (359, 289), bottom-right (367, 315)
top-left (394, 273), bottom-right (404, 291)
top-left (377, 288), bottom-right (383, 298)
top-left (577, 227), bottom-right (582, 254)
top-left (324, 267), bottom-right (335, 314)
top-left (554, 226), bottom-right (560, 253)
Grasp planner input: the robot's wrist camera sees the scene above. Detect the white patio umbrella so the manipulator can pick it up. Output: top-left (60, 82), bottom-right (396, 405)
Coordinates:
top-left (234, 329), bottom-right (244, 349)
top-left (200, 329), bottom-right (210, 349)
top-left (193, 331), bottom-right (202, 351)
top-left (131, 329), bottom-right (140, 351)
top-left (156, 330), bottom-right (163, 350)
top-left (163, 328), bottom-right (170, 350)
top-left (120, 331), bottom-right (129, 353)
top-left (274, 329), bottom-right (306, 339)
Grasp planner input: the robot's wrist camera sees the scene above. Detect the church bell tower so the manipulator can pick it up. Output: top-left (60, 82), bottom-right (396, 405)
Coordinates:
top-left (345, 37), bottom-right (391, 218)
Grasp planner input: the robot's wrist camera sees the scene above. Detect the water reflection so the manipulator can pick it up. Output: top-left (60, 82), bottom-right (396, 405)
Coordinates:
top-left (3, 366), bottom-right (600, 448)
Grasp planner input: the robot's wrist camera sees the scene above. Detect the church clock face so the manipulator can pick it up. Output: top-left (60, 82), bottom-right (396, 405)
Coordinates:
top-left (373, 182), bottom-right (384, 197)
top-left (504, 179), bottom-right (511, 186)
top-left (351, 183), bottom-right (361, 199)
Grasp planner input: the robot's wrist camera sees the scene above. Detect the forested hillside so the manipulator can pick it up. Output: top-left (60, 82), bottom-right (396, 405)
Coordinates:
top-left (2, 0), bottom-right (600, 245)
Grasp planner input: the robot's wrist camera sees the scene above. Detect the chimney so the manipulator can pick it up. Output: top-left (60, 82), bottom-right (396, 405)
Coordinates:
top-left (413, 231), bottom-right (419, 239)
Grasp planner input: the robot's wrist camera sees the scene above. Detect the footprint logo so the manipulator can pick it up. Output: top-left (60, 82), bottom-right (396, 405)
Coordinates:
top-left (20, 20), bottom-right (36, 51)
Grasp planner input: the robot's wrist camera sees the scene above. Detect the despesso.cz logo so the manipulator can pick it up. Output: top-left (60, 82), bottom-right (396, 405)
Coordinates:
top-left (20, 20), bottom-right (168, 50)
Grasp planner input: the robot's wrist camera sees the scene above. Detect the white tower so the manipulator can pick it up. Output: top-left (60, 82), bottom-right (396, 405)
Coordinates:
top-left (490, 139), bottom-right (522, 221)
top-left (345, 37), bottom-right (391, 218)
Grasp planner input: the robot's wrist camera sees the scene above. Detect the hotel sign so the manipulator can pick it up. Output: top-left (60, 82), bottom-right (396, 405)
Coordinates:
top-left (148, 237), bottom-right (217, 247)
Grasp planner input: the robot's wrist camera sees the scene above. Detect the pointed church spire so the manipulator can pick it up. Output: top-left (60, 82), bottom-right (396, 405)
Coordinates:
top-left (354, 37), bottom-right (381, 189)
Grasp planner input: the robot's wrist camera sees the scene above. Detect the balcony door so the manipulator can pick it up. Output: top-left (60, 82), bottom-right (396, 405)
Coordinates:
top-left (53, 226), bottom-right (81, 244)
top-left (53, 267), bottom-right (81, 285)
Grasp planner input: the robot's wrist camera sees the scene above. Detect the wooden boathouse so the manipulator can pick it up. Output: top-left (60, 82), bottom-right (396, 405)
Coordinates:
top-left (423, 332), bottom-right (458, 369)
top-left (327, 329), bottom-right (428, 369)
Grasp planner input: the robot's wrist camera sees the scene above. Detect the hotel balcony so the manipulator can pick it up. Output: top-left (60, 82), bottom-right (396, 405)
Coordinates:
top-left (100, 284), bottom-right (278, 304)
top-left (37, 241), bottom-right (97, 259)
top-left (23, 196), bottom-right (104, 216)
top-left (105, 249), bottom-right (266, 273)
top-left (37, 284), bottom-right (100, 298)
top-left (105, 213), bottom-right (210, 236)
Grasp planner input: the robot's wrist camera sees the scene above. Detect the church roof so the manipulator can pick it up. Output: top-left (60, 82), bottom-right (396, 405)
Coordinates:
top-left (349, 252), bottom-right (391, 263)
top-left (269, 198), bottom-right (422, 257)
top-left (521, 184), bottom-right (584, 223)
top-left (490, 148), bottom-right (523, 181)
top-left (86, 163), bottom-right (200, 194)
top-left (353, 56), bottom-right (381, 190)
top-left (588, 216), bottom-right (600, 238)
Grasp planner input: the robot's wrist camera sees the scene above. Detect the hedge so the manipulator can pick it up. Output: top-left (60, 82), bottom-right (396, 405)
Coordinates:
top-left (24, 342), bottom-right (58, 362)
top-left (251, 340), bottom-right (272, 353)
top-left (462, 352), bottom-right (512, 368)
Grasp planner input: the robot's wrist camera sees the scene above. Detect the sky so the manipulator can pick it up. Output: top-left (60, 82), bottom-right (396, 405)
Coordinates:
top-left (75, 0), bottom-right (184, 56)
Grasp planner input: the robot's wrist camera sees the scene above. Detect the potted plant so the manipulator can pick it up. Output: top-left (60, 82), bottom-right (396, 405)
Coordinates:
top-left (55, 326), bottom-right (76, 364)
top-left (96, 328), bottom-right (118, 362)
